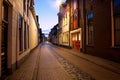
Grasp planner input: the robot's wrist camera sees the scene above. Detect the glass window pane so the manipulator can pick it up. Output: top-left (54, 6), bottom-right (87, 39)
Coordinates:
top-left (115, 16), bottom-right (120, 30)
top-left (87, 12), bottom-right (94, 45)
top-left (114, 0), bottom-right (120, 14)
top-left (114, 0), bottom-right (120, 46)
top-left (18, 14), bottom-right (23, 52)
top-left (115, 31), bottom-right (120, 45)
top-left (88, 13), bottom-right (93, 19)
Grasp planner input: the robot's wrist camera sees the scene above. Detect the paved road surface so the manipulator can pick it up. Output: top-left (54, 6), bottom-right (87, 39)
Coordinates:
top-left (6, 42), bottom-right (120, 80)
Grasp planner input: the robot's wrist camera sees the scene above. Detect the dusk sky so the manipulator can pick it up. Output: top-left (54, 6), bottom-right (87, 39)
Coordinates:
top-left (34, 0), bottom-right (66, 36)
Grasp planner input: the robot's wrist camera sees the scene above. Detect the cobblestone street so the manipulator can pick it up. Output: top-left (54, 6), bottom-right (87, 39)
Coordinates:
top-left (1, 0), bottom-right (120, 79)
top-left (6, 42), bottom-right (120, 80)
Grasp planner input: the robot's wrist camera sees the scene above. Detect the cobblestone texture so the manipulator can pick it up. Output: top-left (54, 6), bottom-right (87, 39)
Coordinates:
top-left (50, 44), bottom-right (120, 80)
top-left (51, 49), bottom-right (95, 80)
top-left (5, 43), bottom-right (120, 80)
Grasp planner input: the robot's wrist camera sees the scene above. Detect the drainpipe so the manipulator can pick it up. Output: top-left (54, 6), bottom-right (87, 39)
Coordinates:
top-left (82, 0), bottom-right (86, 52)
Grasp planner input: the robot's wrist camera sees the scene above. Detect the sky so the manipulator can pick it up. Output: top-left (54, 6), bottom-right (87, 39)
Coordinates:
top-left (34, 0), bottom-right (66, 36)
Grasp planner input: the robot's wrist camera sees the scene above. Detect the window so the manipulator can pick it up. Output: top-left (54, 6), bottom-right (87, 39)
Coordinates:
top-left (79, 33), bottom-right (81, 40)
top-left (87, 12), bottom-right (94, 45)
top-left (67, 12), bottom-right (69, 26)
top-left (63, 33), bottom-right (69, 43)
top-left (73, 0), bottom-right (78, 29)
top-left (2, 3), bottom-right (8, 21)
top-left (71, 15), bottom-right (73, 30)
top-left (30, 0), bottom-right (34, 8)
top-left (24, 22), bottom-right (27, 49)
top-left (72, 34), bottom-right (77, 41)
top-left (65, 14), bottom-right (67, 25)
top-left (27, 0), bottom-right (29, 16)
top-left (23, 0), bottom-right (26, 12)
top-left (18, 14), bottom-right (23, 52)
top-left (2, 2), bottom-right (8, 53)
top-left (23, 0), bottom-right (29, 15)
top-left (113, 0), bottom-right (120, 47)
top-left (27, 26), bottom-right (29, 48)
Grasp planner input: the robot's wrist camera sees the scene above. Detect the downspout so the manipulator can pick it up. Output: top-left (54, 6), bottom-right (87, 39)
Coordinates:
top-left (82, 0), bottom-right (86, 52)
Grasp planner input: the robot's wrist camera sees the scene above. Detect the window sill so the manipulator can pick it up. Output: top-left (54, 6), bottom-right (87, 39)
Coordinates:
top-left (19, 49), bottom-right (29, 55)
top-left (19, 51), bottom-right (24, 55)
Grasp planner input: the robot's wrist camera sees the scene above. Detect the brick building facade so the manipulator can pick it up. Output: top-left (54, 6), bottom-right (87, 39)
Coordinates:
top-left (57, 0), bottom-right (120, 62)
top-left (83, 0), bottom-right (120, 62)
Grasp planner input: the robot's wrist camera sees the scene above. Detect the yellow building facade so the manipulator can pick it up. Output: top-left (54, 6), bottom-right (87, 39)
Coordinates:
top-left (58, 2), bottom-right (70, 47)
top-left (0, 0), bottom-right (39, 79)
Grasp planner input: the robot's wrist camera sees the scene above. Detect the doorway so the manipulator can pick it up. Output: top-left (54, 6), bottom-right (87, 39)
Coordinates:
top-left (1, 2), bottom-right (8, 77)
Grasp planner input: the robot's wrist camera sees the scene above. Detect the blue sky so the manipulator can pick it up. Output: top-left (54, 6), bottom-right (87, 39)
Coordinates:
top-left (34, 0), bottom-right (66, 36)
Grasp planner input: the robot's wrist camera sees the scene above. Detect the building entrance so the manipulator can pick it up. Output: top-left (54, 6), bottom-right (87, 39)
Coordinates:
top-left (1, 2), bottom-right (8, 78)
top-left (72, 32), bottom-right (81, 51)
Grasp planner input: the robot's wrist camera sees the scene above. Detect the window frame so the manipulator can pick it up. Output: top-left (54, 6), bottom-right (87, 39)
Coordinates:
top-left (18, 14), bottom-right (23, 52)
top-left (24, 21), bottom-right (27, 50)
top-left (86, 12), bottom-right (94, 46)
top-left (112, 0), bottom-right (120, 48)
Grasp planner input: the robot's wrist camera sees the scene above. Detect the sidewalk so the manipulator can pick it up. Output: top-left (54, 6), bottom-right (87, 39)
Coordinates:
top-left (57, 46), bottom-right (120, 74)
top-left (6, 43), bottom-right (120, 80)
top-left (6, 46), bottom-right (40, 80)
top-left (53, 45), bottom-right (120, 80)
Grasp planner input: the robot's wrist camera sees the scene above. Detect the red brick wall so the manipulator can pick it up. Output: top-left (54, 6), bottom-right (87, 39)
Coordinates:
top-left (85, 0), bottom-right (120, 62)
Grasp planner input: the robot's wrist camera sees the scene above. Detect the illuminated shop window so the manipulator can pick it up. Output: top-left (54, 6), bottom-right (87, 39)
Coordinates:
top-left (79, 33), bottom-right (81, 41)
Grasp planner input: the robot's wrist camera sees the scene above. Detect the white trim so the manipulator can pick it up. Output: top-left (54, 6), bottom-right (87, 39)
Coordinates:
top-left (70, 28), bottom-right (81, 34)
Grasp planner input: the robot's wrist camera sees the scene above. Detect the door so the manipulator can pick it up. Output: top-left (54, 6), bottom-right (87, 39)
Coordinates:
top-left (1, 2), bottom-right (8, 77)
top-left (72, 32), bottom-right (80, 51)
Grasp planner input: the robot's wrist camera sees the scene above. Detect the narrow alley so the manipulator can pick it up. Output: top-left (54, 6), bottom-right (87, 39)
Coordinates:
top-left (6, 42), bottom-right (120, 80)
top-left (0, 0), bottom-right (120, 80)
